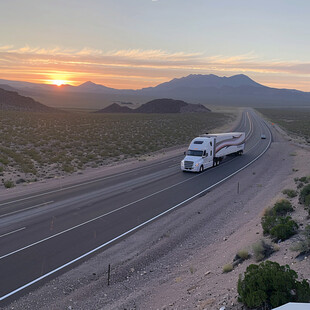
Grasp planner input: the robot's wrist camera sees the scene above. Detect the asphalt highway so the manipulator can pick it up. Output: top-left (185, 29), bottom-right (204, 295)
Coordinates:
top-left (0, 109), bottom-right (271, 303)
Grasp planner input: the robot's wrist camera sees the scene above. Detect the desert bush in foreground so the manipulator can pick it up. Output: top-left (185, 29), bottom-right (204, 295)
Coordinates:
top-left (4, 180), bottom-right (15, 188)
top-left (262, 215), bottom-right (298, 241)
top-left (237, 249), bottom-right (249, 260)
top-left (222, 264), bottom-right (233, 273)
top-left (291, 225), bottom-right (310, 254)
top-left (269, 216), bottom-right (298, 241)
top-left (238, 261), bottom-right (310, 309)
top-left (299, 176), bottom-right (309, 184)
top-left (261, 199), bottom-right (297, 241)
top-left (252, 240), bottom-right (277, 262)
top-left (299, 184), bottom-right (310, 207)
top-left (282, 188), bottom-right (297, 198)
top-left (272, 199), bottom-right (294, 216)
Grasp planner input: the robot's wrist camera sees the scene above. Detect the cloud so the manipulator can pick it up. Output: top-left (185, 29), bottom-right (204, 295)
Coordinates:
top-left (0, 45), bottom-right (310, 90)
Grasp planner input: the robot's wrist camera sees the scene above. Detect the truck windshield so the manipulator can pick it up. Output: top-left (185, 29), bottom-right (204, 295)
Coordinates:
top-left (187, 150), bottom-right (203, 157)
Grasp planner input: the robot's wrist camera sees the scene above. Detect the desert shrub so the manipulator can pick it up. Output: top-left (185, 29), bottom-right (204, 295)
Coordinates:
top-left (237, 249), bottom-right (249, 260)
top-left (261, 214), bottom-right (277, 235)
top-left (282, 189), bottom-right (298, 198)
top-left (299, 184), bottom-right (310, 207)
top-left (0, 166), bottom-right (3, 173)
top-left (4, 180), bottom-right (15, 188)
top-left (62, 164), bottom-right (75, 173)
top-left (291, 225), bottom-right (310, 254)
top-left (0, 157), bottom-right (9, 165)
top-left (238, 261), bottom-right (310, 309)
top-left (297, 182), bottom-right (304, 189)
top-left (0, 110), bottom-right (231, 179)
top-left (299, 176), bottom-right (309, 183)
top-left (269, 216), bottom-right (298, 241)
top-left (273, 199), bottom-right (294, 216)
top-left (262, 206), bottom-right (273, 217)
top-left (252, 240), bottom-right (275, 262)
top-left (223, 264), bottom-right (233, 273)
top-left (262, 200), bottom-right (296, 241)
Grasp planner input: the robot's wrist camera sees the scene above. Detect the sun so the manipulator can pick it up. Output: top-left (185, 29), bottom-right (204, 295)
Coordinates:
top-left (52, 80), bottom-right (67, 86)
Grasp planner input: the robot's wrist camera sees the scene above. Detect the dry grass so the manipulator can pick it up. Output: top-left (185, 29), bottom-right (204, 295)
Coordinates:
top-left (222, 264), bottom-right (233, 273)
top-left (0, 110), bottom-right (231, 186)
top-left (257, 108), bottom-right (310, 143)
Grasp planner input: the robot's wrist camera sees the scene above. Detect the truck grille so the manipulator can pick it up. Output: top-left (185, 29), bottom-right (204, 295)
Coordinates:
top-left (184, 161), bottom-right (193, 169)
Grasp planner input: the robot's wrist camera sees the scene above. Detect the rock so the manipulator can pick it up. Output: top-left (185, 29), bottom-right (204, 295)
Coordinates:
top-left (16, 178), bottom-right (26, 184)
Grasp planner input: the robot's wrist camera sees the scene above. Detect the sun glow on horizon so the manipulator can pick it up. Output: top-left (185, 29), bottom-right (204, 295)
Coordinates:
top-left (51, 79), bottom-right (68, 86)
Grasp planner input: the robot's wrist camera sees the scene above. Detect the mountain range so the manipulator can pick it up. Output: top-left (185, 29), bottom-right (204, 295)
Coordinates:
top-left (0, 88), bottom-right (55, 112)
top-left (95, 99), bottom-right (210, 114)
top-left (0, 74), bottom-right (309, 109)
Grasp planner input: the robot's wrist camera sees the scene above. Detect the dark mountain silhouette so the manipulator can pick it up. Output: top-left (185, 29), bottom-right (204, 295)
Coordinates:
top-left (0, 84), bottom-right (19, 92)
top-left (0, 88), bottom-right (55, 112)
top-left (76, 81), bottom-right (117, 93)
top-left (96, 98), bottom-right (210, 114)
top-left (138, 74), bottom-right (310, 107)
top-left (95, 103), bottom-right (133, 113)
top-left (1, 74), bottom-right (310, 108)
top-left (136, 98), bottom-right (210, 113)
top-left (141, 74), bottom-right (262, 92)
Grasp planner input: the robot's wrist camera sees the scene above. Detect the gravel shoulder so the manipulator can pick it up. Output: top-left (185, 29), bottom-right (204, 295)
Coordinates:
top-left (4, 111), bottom-right (310, 310)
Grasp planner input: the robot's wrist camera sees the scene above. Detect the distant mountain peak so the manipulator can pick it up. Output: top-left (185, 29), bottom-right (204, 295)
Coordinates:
top-left (78, 81), bottom-right (97, 87)
top-left (77, 81), bottom-right (115, 92)
top-left (96, 98), bottom-right (210, 114)
top-left (0, 88), bottom-right (55, 112)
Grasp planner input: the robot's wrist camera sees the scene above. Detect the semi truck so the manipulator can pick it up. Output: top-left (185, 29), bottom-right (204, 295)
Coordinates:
top-left (181, 132), bottom-right (245, 172)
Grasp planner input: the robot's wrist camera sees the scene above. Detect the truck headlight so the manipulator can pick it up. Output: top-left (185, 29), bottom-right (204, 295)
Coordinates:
top-left (195, 163), bottom-right (199, 167)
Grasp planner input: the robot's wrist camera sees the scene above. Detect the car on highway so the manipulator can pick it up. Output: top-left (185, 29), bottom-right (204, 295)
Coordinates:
top-left (261, 134), bottom-right (266, 139)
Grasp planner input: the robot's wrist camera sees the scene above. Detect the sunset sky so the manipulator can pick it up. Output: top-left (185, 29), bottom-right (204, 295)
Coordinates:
top-left (1, 0), bottom-right (310, 90)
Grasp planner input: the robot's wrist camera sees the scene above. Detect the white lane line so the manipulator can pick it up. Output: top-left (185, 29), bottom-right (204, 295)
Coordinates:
top-left (0, 154), bottom-right (250, 260)
top-left (0, 157), bottom-right (182, 208)
top-left (0, 173), bottom-right (201, 261)
top-left (0, 115), bottom-right (271, 302)
top-left (0, 227), bottom-right (26, 239)
top-left (0, 201), bottom-right (54, 219)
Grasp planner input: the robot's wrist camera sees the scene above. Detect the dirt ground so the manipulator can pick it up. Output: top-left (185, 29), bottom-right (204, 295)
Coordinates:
top-left (3, 112), bottom-right (310, 310)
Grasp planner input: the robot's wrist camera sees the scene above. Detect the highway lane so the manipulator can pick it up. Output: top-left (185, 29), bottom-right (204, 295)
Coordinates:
top-left (0, 109), bottom-right (270, 303)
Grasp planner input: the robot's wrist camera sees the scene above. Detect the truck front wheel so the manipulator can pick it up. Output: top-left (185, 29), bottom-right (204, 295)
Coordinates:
top-left (199, 165), bottom-right (204, 172)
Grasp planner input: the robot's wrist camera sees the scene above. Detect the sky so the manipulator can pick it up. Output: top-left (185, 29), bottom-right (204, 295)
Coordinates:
top-left (0, 0), bottom-right (310, 90)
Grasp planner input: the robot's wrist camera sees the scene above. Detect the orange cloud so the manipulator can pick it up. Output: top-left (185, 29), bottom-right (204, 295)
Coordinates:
top-left (0, 45), bottom-right (310, 90)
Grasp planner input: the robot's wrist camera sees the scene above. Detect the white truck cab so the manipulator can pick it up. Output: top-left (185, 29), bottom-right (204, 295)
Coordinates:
top-left (181, 132), bottom-right (245, 172)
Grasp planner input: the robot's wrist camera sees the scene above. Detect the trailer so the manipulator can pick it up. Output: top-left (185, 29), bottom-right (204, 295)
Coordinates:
top-left (181, 132), bottom-right (245, 172)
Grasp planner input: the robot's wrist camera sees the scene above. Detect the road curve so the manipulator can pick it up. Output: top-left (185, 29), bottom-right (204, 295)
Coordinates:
top-left (0, 109), bottom-right (271, 303)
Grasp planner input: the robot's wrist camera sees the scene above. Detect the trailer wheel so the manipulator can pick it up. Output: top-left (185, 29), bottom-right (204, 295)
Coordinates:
top-left (216, 159), bottom-right (220, 166)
